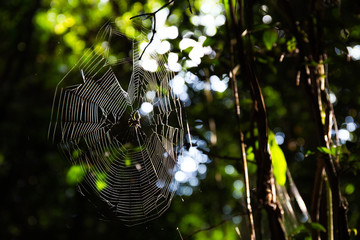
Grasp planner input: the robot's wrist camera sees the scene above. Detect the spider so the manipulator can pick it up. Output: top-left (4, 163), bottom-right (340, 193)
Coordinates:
top-left (128, 110), bottom-right (141, 128)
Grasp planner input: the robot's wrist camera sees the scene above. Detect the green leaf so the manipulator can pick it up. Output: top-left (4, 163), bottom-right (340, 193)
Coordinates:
top-left (257, 56), bottom-right (269, 64)
top-left (290, 224), bottom-right (308, 236)
top-left (203, 37), bottom-right (215, 46)
top-left (286, 36), bottom-right (297, 53)
top-left (66, 165), bottom-right (86, 185)
top-left (317, 146), bottom-right (334, 156)
top-left (305, 222), bottom-right (326, 232)
top-left (349, 228), bottom-right (357, 237)
top-left (134, 145), bottom-right (145, 152)
top-left (95, 172), bottom-right (107, 191)
top-left (72, 149), bottom-right (82, 159)
top-left (269, 131), bottom-right (287, 185)
top-left (263, 29), bottom-right (278, 50)
top-left (305, 150), bottom-right (315, 157)
top-left (252, 24), bottom-right (270, 33)
top-left (125, 158), bottom-right (131, 166)
top-left (331, 146), bottom-right (337, 156)
top-left (246, 146), bottom-right (255, 161)
top-left (290, 222), bottom-right (326, 238)
top-left (96, 180), bottom-right (107, 191)
top-left (345, 183), bottom-right (355, 195)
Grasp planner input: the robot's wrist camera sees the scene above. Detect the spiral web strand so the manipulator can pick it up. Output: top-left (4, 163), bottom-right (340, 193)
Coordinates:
top-left (49, 22), bottom-right (184, 226)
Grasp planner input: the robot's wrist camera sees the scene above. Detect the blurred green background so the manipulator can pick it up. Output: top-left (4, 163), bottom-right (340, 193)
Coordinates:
top-left (1, 0), bottom-right (360, 239)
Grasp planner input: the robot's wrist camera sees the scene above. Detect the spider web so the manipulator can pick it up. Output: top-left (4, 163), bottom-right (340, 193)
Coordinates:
top-left (49, 21), bottom-right (185, 226)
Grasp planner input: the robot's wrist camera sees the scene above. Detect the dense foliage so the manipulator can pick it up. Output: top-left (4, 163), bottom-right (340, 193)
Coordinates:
top-left (1, 0), bottom-right (360, 239)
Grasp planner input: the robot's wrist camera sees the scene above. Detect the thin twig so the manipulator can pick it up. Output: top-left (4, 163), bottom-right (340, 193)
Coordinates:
top-left (224, 1), bottom-right (256, 238)
top-left (130, 0), bottom-right (176, 60)
top-left (177, 227), bottom-right (184, 240)
top-left (130, 13), bottom-right (156, 60)
top-left (209, 153), bottom-right (257, 164)
top-left (187, 0), bottom-right (193, 13)
top-left (325, 175), bottom-right (334, 240)
top-left (130, 0), bottom-right (192, 60)
top-left (184, 212), bottom-right (247, 239)
top-left (130, 0), bottom-right (176, 20)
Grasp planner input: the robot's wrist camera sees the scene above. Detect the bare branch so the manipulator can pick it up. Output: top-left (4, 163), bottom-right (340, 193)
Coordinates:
top-left (130, 0), bottom-right (192, 59)
top-left (184, 212), bottom-right (247, 239)
top-left (223, 1), bottom-right (256, 238)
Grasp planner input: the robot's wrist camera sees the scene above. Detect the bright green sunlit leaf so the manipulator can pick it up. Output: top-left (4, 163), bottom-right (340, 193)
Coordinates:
top-left (287, 36), bottom-right (297, 53)
top-left (350, 228), bottom-right (357, 237)
top-left (212, 229), bottom-right (224, 240)
top-left (269, 131), bottom-right (287, 185)
top-left (305, 150), bottom-right (315, 157)
top-left (66, 165), bottom-right (85, 185)
top-left (317, 146), bottom-right (335, 156)
top-left (96, 180), bottom-right (107, 191)
top-left (246, 146), bottom-right (255, 161)
top-left (345, 184), bottom-right (355, 195)
top-left (125, 158), bottom-right (131, 166)
top-left (95, 172), bottom-right (107, 191)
